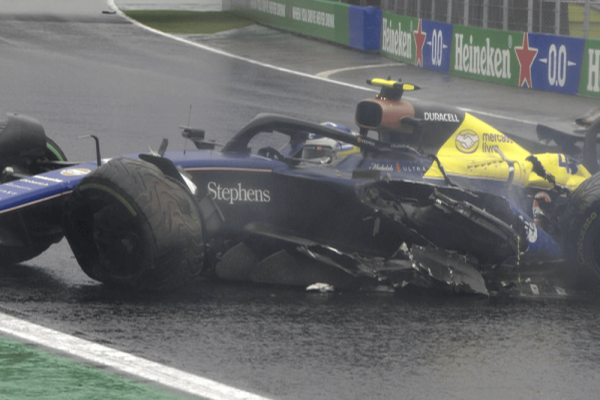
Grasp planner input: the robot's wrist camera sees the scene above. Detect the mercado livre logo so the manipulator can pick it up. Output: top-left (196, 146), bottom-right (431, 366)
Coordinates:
top-left (455, 130), bottom-right (479, 153)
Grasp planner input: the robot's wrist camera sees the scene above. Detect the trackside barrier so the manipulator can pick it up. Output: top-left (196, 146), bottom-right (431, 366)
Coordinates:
top-left (449, 25), bottom-right (587, 96)
top-left (223, 0), bottom-right (381, 51)
top-left (222, 1), bottom-right (600, 98)
top-left (581, 39), bottom-right (600, 97)
top-left (382, 14), bottom-right (595, 97)
top-left (380, 12), bottom-right (453, 74)
top-left (349, 6), bottom-right (381, 52)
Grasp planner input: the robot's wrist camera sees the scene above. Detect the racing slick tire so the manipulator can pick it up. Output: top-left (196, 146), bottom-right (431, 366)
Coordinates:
top-left (562, 170), bottom-right (600, 286)
top-left (0, 136), bottom-right (67, 265)
top-left (63, 157), bottom-right (205, 291)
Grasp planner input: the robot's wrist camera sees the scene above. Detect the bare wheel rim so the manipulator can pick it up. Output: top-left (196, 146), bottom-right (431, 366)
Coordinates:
top-left (89, 195), bottom-right (150, 281)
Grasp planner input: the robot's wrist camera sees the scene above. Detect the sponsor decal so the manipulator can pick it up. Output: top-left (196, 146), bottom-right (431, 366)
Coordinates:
top-left (6, 182), bottom-right (31, 191)
top-left (291, 6), bottom-right (334, 28)
top-left (251, 0), bottom-right (286, 17)
top-left (422, 20), bottom-right (452, 73)
top-left (482, 133), bottom-right (513, 143)
top-left (36, 175), bottom-right (63, 183)
top-left (454, 34), bottom-right (511, 79)
top-left (369, 163), bottom-right (394, 172)
top-left (21, 179), bottom-right (48, 187)
top-left (357, 137), bottom-right (376, 147)
top-left (413, 19), bottom-right (426, 67)
top-left (481, 132), bottom-right (513, 153)
top-left (424, 112), bottom-right (460, 123)
top-left (455, 130), bottom-right (479, 153)
top-left (207, 181), bottom-right (271, 205)
top-left (61, 168), bottom-right (91, 176)
top-left (382, 17), bottom-right (413, 59)
top-left (397, 162), bottom-right (425, 173)
top-left (586, 48), bottom-right (600, 93)
top-left (514, 33), bottom-right (538, 88)
top-left (558, 153), bottom-right (579, 175)
top-left (367, 160), bottom-right (425, 173)
top-left (528, 33), bottom-right (583, 95)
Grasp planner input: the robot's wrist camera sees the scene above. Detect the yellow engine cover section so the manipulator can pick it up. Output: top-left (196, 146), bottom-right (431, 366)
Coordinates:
top-left (424, 113), bottom-right (591, 191)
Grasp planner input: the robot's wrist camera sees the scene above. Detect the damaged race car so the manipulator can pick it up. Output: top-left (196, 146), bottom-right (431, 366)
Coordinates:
top-left (2, 78), bottom-right (600, 296)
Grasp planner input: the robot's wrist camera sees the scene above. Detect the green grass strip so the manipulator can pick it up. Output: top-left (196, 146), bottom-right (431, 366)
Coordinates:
top-left (0, 336), bottom-right (188, 400)
top-left (124, 10), bottom-right (253, 34)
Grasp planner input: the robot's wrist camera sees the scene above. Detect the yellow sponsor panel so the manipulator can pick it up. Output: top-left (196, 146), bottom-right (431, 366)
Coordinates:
top-left (526, 153), bottom-right (590, 190)
top-left (425, 113), bottom-right (591, 190)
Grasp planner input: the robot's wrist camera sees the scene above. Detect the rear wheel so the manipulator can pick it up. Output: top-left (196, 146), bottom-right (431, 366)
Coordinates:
top-left (63, 157), bottom-right (205, 291)
top-left (562, 171), bottom-right (600, 286)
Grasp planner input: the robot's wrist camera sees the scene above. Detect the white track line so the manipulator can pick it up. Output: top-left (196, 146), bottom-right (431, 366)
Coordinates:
top-left (316, 63), bottom-right (405, 78)
top-left (107, 0), bottom-right (371, 93)
top-left (0, 312), bottom-right (271, 400)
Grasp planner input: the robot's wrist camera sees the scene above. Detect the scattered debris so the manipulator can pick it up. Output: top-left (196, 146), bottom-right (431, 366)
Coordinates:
top-left (306, 283), bottom-right (334, 292)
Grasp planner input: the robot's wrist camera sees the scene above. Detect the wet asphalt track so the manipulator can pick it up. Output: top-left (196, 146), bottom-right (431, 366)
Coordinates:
top-left (2, 1), bottom-right (600, 399)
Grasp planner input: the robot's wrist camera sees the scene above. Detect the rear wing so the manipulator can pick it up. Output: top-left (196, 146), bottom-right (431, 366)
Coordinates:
top-left (536, 107), bottom-right (600, 174)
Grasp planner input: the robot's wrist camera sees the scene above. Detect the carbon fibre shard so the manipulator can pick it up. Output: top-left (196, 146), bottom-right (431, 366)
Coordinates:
top-left (410, 245), bottom-right (488, 295)
top-left (231, 221), bottom-right (486, 294)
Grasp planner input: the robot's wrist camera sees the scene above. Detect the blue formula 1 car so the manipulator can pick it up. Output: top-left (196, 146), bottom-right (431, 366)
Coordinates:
top-left (3, 78), bottom-right (600, 296)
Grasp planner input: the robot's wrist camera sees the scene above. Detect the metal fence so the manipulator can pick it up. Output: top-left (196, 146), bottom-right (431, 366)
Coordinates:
top-left (337, 0), bottom-right (600, 38)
